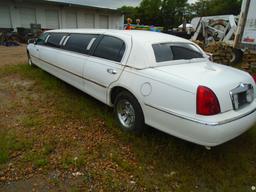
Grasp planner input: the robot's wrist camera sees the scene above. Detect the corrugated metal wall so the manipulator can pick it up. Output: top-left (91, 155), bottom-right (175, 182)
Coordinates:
top-left (0, 1), bottom-right (124, 30)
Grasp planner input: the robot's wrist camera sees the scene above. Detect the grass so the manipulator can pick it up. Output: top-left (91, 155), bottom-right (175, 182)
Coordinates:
top-left (23, 150), bottom-right (48, 168)
top-left (21, 116), bottom-right (42, 128)
top-left (0, 131), bottom-right (33, 164)
top-left (61, 154), bottom-right (86, 170)
top-left (0, 64), bottom-right (256, 191)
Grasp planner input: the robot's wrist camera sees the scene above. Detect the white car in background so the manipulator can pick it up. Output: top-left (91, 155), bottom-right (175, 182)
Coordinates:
top-left (27, 29), bottom-right (256, 147)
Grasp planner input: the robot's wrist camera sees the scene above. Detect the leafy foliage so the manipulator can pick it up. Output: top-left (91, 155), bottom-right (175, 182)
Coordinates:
top-left (137, 0), bottom-right (162, 26)
top-left (118, 0), bottom-right (187, 28)
top-left (161, 0), bottom-right (188, 28)
top-left (189, 0), bottom-right (242, 17)
top-left (118, 6), bottom-right (139, 21)
top-left (118, 0), bottom-right (243, 29)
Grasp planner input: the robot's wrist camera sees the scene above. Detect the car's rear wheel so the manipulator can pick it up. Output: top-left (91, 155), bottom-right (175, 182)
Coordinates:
top-left (114, 91), bottom-right (144, 133)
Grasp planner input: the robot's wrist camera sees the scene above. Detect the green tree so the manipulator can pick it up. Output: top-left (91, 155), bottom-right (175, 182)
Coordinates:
top-left (189, 0), bottom-right (242, 17)
top-left (137, 0), bottom-right (162, 26)
top-left (118, 0), bottom-right (242, 30)
top-left (161, 0), bottom-right (188, 28)
top-left (209, 0), bottom-right (242, 15)
top-left (189, 0), bottom-right (211, 17)
top-left (118, 6), bottom-right (139, 23)
top-left (119, 0), bottom-right (188, 29)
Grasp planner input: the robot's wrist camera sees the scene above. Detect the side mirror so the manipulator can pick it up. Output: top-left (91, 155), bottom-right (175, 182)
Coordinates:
top-left (27, 38), bottom-right (36, 44)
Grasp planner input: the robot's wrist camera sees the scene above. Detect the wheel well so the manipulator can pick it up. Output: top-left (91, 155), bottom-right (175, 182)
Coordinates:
top-left (110, 86), bottom-right (145, 124)
top-left (110, 86), bottom-right (133, 105)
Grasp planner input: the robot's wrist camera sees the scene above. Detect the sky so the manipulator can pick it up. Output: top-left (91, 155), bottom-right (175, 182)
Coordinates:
top-left (49, 0), bottom-right (198, 9)
top-left (48, 0), bottom-right (141, 9)
top-left (188, 0), bottom-right (197, 3)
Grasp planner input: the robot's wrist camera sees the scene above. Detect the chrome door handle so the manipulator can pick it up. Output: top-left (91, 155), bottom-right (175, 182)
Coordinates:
top-left (107, 68), bottom-right (117, 75)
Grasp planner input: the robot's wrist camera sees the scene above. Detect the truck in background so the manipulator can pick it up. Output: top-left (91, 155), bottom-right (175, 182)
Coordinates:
top-left (234, 0), bottom-right (256, 51)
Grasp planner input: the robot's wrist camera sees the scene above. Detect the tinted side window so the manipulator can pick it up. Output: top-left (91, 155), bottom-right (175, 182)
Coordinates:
top-left (152, 44), bottom-right (173, 62)
top-left (153, 43), bottom-right (203, 62)
top-left (46, 33), bottom-right (64, 48)
top-left (171, 45), bottom-right (203, 60)
top-left (36, 32), bottom-right (49, 45)
top-left (93, 36), bottom-right (125, 62)
top-left (65, 34), bottom-right (98, 54)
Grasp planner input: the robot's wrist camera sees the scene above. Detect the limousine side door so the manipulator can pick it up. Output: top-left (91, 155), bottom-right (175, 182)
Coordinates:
top-left (29, 33), bottom-right (49, 64)
top-left (58, 33), bottom-right (99, 91)
top-left (37, 33), bottom-right (85, 91)
top-left (84, 35), bottom-right (131, 103)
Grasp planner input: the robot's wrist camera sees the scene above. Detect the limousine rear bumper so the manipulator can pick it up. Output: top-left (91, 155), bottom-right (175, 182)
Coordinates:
top-left (144, 101), bottom-right (256, 146)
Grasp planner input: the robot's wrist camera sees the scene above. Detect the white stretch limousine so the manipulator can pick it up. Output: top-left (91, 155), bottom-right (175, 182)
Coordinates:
top-left (27, 29), bottom-right (256, 147)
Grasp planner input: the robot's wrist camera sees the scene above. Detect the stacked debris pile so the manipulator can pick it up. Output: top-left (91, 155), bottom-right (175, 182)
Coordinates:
top-left (0, 24), bottom-right (42, 46)
top-left (192, 40), bottom-right (204, 49)
top-left (0, 31), bottom-right (20, 46)
top-left (204, 42), bottom-right (234, 65)
top-left (241, 50), bottom-right (256, 73)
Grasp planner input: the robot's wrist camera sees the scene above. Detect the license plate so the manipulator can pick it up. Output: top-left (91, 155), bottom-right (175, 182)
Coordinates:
top-left (230, 83), bottom-right (254, 110)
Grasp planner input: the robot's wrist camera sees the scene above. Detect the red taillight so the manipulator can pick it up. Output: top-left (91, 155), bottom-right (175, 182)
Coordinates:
top-left (197, 86), bottom-right (221, 116)
top-left (252, 74), bottom-right (256, 84)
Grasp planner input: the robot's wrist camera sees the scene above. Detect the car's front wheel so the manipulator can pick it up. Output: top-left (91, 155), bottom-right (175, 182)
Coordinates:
top-left (114, 91), bottom-right (144, 133)
top-left (27, 52), bottom-right (34, 67)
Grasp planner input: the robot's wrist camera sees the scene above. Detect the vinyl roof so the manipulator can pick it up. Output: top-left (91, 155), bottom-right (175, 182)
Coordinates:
top-left (48, 29), bottom-right (192, 69)
top-left (49, 29), bottom-right (189, 44)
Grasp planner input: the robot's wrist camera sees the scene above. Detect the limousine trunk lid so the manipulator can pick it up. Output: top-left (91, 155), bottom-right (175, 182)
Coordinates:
top-left (153, 60), bottom-right (256, 112)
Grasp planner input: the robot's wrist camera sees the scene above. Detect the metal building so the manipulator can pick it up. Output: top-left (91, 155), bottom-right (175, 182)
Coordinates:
top-left (0, 0), bottom-right (124, 31)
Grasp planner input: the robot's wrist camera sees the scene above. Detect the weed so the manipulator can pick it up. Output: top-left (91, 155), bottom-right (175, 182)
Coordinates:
top-left (23, 151), bottom-right (48, 168)
top-left (0, 131), bottom-right (32, 164)
top-left (61, 154), bottom-right (85, 170)
top-left (34, 158), bottom-right (48, 167)
top-left (21, 116), bottom-right (41, 128)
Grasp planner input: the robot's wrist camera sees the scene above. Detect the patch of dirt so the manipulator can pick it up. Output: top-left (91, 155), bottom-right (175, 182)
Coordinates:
top-left (0, 63), bottom-right (140, 191)
top-left (0, 45), bottom-right (27, 67)
top-left (0, 175), bottom-right (50, 192)
top-left (0, 173), bottom-right (88, 192)
top-left (0, 88), bottom-right (12, 106)
top-left (0, 74), bottom-right (36, 127)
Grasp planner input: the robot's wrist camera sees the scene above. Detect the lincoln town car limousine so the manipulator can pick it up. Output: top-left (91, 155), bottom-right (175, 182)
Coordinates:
top-left (27, 29), bottom-right (256, 147)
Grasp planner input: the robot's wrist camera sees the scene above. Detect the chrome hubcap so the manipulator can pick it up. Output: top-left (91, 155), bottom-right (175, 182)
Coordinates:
top-left (117, 99), bottom-right (135, 129)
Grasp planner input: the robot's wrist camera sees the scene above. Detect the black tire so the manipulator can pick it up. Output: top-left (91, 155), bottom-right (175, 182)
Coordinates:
top-left (230, 48), bottom-right (243, 65)
top-left (114, 91), bottom-right (144, 133)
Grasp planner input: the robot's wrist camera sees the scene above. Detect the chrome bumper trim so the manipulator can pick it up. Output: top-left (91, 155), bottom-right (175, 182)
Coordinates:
top-left (145, 103), bottom-right (256, 126)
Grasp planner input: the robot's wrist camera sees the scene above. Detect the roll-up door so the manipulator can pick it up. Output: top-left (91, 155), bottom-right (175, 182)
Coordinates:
top-left (19, 7), bottom-right (36, 28)
top-left (0, 6), bottom-right (11, 28)
top-left (66, 11), bottom-right (77, 28)
top-left (84, 14), bottom-right (95, 28)
top-left (45, 10), bottom-right (59, 29)
top-left (99, 15), bottom-right (109, 29)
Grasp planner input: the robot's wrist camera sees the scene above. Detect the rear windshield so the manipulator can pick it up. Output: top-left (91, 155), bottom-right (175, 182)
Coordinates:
top-left (152, 43), bottom-right (204, 62)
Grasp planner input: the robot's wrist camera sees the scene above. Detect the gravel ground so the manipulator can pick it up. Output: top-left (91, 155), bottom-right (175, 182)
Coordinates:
top-left (0, 45), bottom-right (27, 66)
top-left (0, 44), bottom-right (256, 192)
